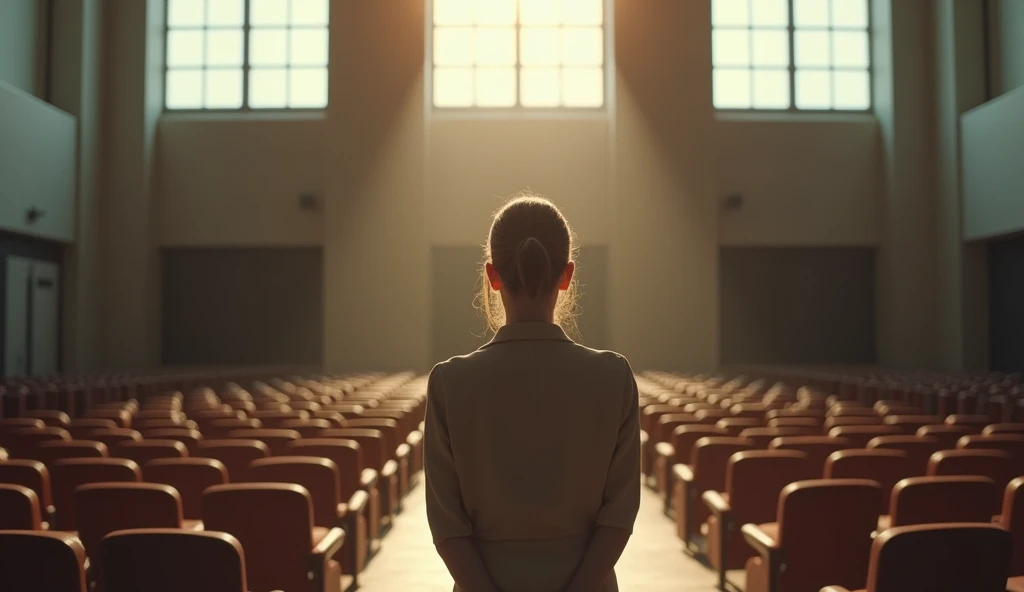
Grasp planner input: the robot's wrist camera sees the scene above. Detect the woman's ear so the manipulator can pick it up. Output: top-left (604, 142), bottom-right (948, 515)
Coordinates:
top-left (558, 261), bottom-right (575, 291)
top-left (485, 262), bottom-right (503, 291)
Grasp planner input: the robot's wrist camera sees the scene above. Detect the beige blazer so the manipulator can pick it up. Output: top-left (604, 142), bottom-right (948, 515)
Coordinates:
top-left (424, 322), bottom-right (641, 592)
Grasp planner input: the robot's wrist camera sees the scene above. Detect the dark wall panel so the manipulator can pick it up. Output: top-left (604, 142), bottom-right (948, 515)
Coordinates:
top-left (162, 248), bottom-right (322, 366)
top-left (989, 235), bottom-right (1024, 372)
top-left (720, 247), bottom-right (876, 365)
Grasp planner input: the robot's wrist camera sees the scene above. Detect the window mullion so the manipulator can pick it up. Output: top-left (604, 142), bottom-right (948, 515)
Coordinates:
top-left (787, 0), bottom-right (797, 111)
top-left (242, 0), bottom-right (251, 110)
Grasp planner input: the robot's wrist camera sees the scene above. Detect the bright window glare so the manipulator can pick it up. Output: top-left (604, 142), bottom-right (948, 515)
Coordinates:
top-left (432, 0), bottom-right (605, 108)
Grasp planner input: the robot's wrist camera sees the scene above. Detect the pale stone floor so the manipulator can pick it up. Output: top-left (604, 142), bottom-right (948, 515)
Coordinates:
top-left (358, 482), bottom-right (728, 591)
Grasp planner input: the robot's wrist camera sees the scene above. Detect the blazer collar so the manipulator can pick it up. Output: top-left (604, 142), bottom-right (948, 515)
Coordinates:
top-left (483, 322), bottom-right (574, 347)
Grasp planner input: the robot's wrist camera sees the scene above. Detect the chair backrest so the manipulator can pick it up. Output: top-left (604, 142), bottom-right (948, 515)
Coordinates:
top-left (883, 415), bottom-right (944, 436)
top-left (768, 417), bottom-right (821, 430)
top-left (867, 435), bottom-right (942, 476)
top-left (144, 458), bottom-right (228, 520)
top-left (287, 439), bottom-right (363, 497)
top-left (87, 428), bottom-right (142, 449)
top-left (716, 417), bottom-right (761, 437)
top-left (204, 418), bottom-right (261, 439)
top-left (958, 433), bottom-right (1024, 460)
top-left (68, 418), bottom-right (118, 439)
top-left (765, 409), bottom-right (825, 423)
top-left (653, 413), bottom-right (698, 443)
top-left (1002, 477), bottom-right (1024, 576)
top-left (827, 406), bottom-right (878, 418)
top-left (24, 410), bottom-right (71, 429)
top-left (194, 440), bottom-right (270, 479)
top-left (0, 427), bottom-right (71, 455)
top-left (140, 429), bottom-right (202, 453)
top-left (50, 458), bottom-right (141, 530)
top-left (311, 410), bottom-right (346, 428)
top-left (864, 523), bottom-right (1012, 592)
top-left (824, 449), bottom-right (913, 514)
top-left (321, 428), bottom-right (386, 471)
top-left (31, 440), bottom-right (109, 464)
top-left (202, 483), bottom-right (314, 592)
top-left (136, 418), bottom-right (198, 431)
top-left (0, 531), bottom-right (87, 592)
top-left (729, 403), bottom-right (768, 422)
top-left (278, 419), bottom-right (333, 439)
top-left (824, 415), bottom-right (885, 432)
top-left (642, 404), bottom-right (682, 434)
top-left (0, 459), bottom-right (52, 509)
top-left (890, 476), bottom-right (1000, 527)
top-left (944, 414), bottom-right (991, 433)
top-left (928, 448), bottom-right (1016, 491)
top-left (828, 425), bottom-right (902, 448)
top-left (0, 418), bottom-right (46, 430)
top-left (671, 425), bottom-right (727, 465)
top-left (341, 419), bottom-right (399, 454)
top-left (776, 479), bottom-right (880, 591)
top-left (690, 437), bottom-right (754, 493)
top-left (0, 484), bottom-right (42, 530)
top-left (225, 429), bottom-right (301, 456)
top-left (114, 440), bottom-right (188, 464)
top-left (916, 424), bottom-right (970, 449)
top-left (75, 483), bottom-right (184, 588)
top-left (738, 427), bottom-right (817, 449)
top-left (769, 436), bottom-right (853, 477)
top-left (984, 423), bottom-right (1024, 436)
top-left (86, 408), bottom-right (131, 428)
top-left (102, 529), bottom-right (247, 592)
top-left (725, 450), bottom-right (812, 526)
top-left (245, 456), bottom-right (342, 527)
top-left (249, 410), bottom-right (310, 428)
top-left (694, 409), bottom-right (731, 425)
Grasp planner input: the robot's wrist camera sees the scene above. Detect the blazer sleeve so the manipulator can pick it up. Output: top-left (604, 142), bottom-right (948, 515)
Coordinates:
top-left (595, 356), bottom-right (642, 532)
top-left (423, 362), bottom-right (473, 544)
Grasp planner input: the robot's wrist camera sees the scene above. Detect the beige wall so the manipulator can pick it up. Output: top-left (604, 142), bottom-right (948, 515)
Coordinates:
top-left (0, 0), bottom-right (40, 96)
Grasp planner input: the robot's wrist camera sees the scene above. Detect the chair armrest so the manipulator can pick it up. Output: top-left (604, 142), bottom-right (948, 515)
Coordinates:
top-left (742, 523), bottom-right (781, 559)
top-left (347, 489), bottom-right (369, 516)
top-left (654, 441), bottom-right (676, 460)
top-left (360, 468), bottom-right (378, 491)
top-left (309, 527), bottom-right (346, 591)
top-left (396, 443), bottom-right (410, 460)
top-left (820, 588), bottom-right (852, 592)
top-left (673, 463), bottom-right (694, 484)
top-left (702, 490), bottom-right (731, 517)
top-left (406, 431), bottom-right (423, 447)
top-left (381, 459), bottom-right (398, 479)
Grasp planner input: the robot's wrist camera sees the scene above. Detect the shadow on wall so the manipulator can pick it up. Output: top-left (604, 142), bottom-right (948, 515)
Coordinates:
top-left (989, 234), bottom-right (1024, 372)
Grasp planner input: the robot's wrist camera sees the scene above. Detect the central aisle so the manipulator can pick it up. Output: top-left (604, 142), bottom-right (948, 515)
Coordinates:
top-left (358, 483), bottom-right (720, 591)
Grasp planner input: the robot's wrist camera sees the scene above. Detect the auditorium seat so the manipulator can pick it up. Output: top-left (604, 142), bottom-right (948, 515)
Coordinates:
top-left (135, 418), bottom-right (197, 431)
top-left (828, 426), bottom-right (901, 448)
top-left (87, 428), bottom-right (142, 450)
top-left (279, 418), bottom-right (333, 439)
top-left (0, 460), bottom-right (54, 526)
top-left (0, 531), bottom-right (87, 591)
top-left (824, 449), bottom-right (912, 515)
top-left (888, 476), bottom-right (1000, 528)
top-left (821, 523), bottom-right (1012, 592)
top-left (31, 440), bottom-right (108, 464)
top-left (928, 449), bottom-right (1017, 491)
top-left (249, 410), bottom-right (310, 428)
top-left (740, 426), bottom-right (817, 448)
top-left (673, 436), bottom-right (754, 546)
top-left (882, 415), bottom-right (944, 436)
top-left (101, 529), bottom-right (247, 592)
top-left (958, 433), bottom-right (1024, 461)
top-left (770, 437), bottom-right (853, 477)
top-left (824, 416), bottom-right (884, 432)
top-left (768, 417), bottom-right (821, 430)
top-left (195, 440), bottom-right (270, 479)
top-left (743, 479), bottom-right (880, 592)
top-left (144, 458), bottom-right (228, 520)
top-left (24, 410), bottom-right (71, 429)
top-left (226, 428), bottom-right (301, 456)
top-left (984, 423), bottom-right (1024, 437)
top-left (343, 419), bottom-right (407, 497)
top-left (827, 406), bottom-right (878, 418)
top-left (202, 483), bottom-right (345, 592)
top-left (322, 428), bottom-right (397, 523)
top-left (205, 418), bottom-right (261, 439)
top-left (717, 417), bottom-right (761, 437)
top-left (0, 418), bottom-right (46, 430)
top-left (703, 450), bottom-right (811, 590)
top-left (140, 428), bottom-right (202, 454)
top-left (0, 484), bottom-right (42, 529)
top-left (115, 440), bottom-right (188, 465)
top-left (135, 409), bottom-right (184, 422)
top-left (312, 410), bottom-right (348, 428)
top-left (75, 483), bottom-right (188, 590)
top-left (944, 414), bottom-right (991, 434)
top-left (85, 409), bottom-right (132, 428)
top-left (68, 418), bottom-right (117, 439)
top-left (656, 425), bottom-right (725, 496)
top-left (50, 458), bottom-right (142, 530)
top-left (766, 409), bottom-right (825, 423)
top-left (1001, 477), bottom-right (1024, 584)
top-left (868, 436), bottom-right (942, 476)
top-left (0, 427), bottom-right (71, 457)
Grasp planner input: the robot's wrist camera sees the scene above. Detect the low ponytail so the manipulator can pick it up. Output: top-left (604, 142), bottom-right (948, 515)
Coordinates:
top-left (515, 237), bottom-right (552, 299)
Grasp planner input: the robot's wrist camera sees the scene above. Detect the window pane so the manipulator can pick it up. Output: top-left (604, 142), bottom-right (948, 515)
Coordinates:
top-left (250, 29), bottom-right (289, 66)
top-left (476, 0), bottom-right (516, 25)
top-left (713, 29), bottom-right (750, 68)
top-left (520, 0), bottom-right (561, 26)
top-left (168, 0), bottom-right (205, 27)
top-left (167, 30), bottom-right (204, 67)
top-left (434, 0), bottom-right (476, 26)
top-left (250, 68), bottom-right (288, 107)
top-left (831, 0), bottom-right (869, 28)
top-left (520, 28), bottom-right (561, 67)
top-left (795, 69), bottom-right (832, 109)
top-left (475, 67), bottom-right (517, 106)
top-left (794, 0), bottom-right (830, 27)
top-left (562, 27), bottom-right (603, 66)
top-left (520, 67), bottom-right (561, 106)
top-left (833, 70), bottom-right (870, 109)
top-left (832, 31), bottom-right (869, 68)
top-left (475, 28), bottom-right (516, 66)
top-left (290, 68), bottom-right (328, 107)
top-left (208, 0), bottom-right (244, 26)
top-left (206, 30), bottom-right (244, 66)
top-left (562, 0), bottom-right (603, 26)
top-left (250, 0), bottom-right (288, 26)
top-left (205, 69), bottom-right (243, 108)
top-left (291, 0), bottom-right (330, 26)
top-left (752, 69), bottom-right (790, 108)
top-left (713, 68), bottom-right (751, 108)
top-left (434, 67), bottom-right (474, 107)
top-left (713, 0), bottom-right (749, 27)
top-left (795, 30), bottom-right (830, 67)
top-left (562, 67), bottom-right (603, 107)
top-left (752, 30), bottom-right (788, 67)
top-left (751, 0), bottom-right (789, 27)
top-left (166, 69), bottom-right (203, 109)
top-left (434, 28), bottom-right (475, 66)
top-left (291, 29), bottom-right (329, 66)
